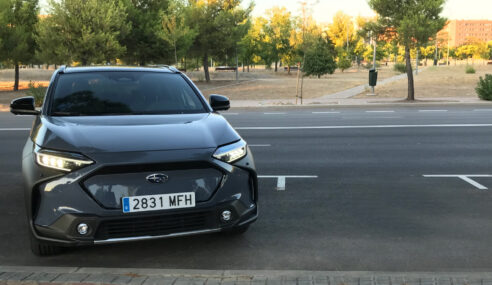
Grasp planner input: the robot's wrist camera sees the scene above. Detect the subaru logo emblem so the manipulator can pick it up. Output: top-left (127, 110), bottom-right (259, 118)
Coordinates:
top-left (146, 173), bottom-right (169, 184)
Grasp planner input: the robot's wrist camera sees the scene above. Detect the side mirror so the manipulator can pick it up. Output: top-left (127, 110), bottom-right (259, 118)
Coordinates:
top-left (10, 96), bottom-right (39, 115)
top-left (209, 94), bottom-right (230, 111)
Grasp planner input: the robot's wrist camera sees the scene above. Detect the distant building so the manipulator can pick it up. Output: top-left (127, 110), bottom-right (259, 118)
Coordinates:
top-left (438, 20), bottom-right (492, 47)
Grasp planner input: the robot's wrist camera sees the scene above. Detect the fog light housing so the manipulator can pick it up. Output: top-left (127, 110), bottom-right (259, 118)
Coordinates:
top-left (77, 223), bottom-right (89, 235)
top-left (221, 210), bottom-right (232, 222)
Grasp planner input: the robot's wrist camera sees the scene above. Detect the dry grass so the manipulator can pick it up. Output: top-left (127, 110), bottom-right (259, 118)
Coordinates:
top-left (195, 67), bottom-right (399, 100)
top-left (353, 64), bottom-right (492, 99)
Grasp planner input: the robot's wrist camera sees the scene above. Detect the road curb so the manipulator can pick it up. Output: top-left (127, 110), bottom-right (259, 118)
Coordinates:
top-left (3, 266), bottom-right (492, 285)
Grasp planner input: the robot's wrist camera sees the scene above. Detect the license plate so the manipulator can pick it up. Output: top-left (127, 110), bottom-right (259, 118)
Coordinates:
top-left (122, 192), bottom-right (195, 213)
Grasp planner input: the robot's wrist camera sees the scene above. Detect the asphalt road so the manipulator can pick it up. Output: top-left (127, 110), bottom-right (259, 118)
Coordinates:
top-left (1, 105), bottom-right (492, 271)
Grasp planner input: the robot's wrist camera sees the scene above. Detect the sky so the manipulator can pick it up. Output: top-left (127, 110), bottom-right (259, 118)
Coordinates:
top-left (249, 0), bottom-right (492, 23)
top-left (38, 0), bottom-right (492, 22)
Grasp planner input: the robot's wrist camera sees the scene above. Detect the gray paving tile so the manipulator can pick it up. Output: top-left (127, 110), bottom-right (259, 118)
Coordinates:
top-left (52, 273), bottom-right (89, 283)
top-left (0, 272), bottom-right (34, 281)
top-left (111, 275), bottom-right (134, 285)
top-left (23, 273), bottom-right (60, 282)
top-left (143, 276), bottom-right (176, 285)
top-left (128, 276), bottom-right (148, 285)
top-left (84, 273), bottom-right (119, 283)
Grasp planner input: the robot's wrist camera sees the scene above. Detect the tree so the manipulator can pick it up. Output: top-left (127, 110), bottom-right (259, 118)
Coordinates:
top-left (488, 41), bottom-right (492, 60)
top-left (369, 0), bottom-right (446, 100)
top-left (35, 15), bottom-right (70, 67)
top-left (188, 0), bottom-right (252, 82)
top-left (281, 16), bottom-right (303, 74)
top-left (337, 52), bottom-right (352, 72)
top-left (43, 0), bottom-right (129, 66)
top-left (303, 36), bottom-right (336, 78)
top-left (159, 0), bottom-right (197, 66)
top-left (262, 7), bottom-right (293, 72)
top-left (121, 0), bottom-right (170, 65)
top-left (239, 17), bottom-right (264, 72)
top-left (327, 11), bottom-right (356, 51)
top-left (0, 0), bottom-right (39, 91)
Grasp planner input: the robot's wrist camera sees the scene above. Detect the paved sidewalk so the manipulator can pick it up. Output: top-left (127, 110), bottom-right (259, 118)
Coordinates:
top-left (2, 266), bottom-right (492, 285)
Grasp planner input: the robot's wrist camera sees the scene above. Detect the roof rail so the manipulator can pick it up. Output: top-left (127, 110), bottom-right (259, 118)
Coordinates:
top-left (59, 65), bottom-right (67, 73)
top-left (147, 64), bottom-right (180, 73)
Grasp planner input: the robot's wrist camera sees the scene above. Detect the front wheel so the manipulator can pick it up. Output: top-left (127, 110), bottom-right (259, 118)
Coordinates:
top-left (30, 231), bottom-right (62, 256)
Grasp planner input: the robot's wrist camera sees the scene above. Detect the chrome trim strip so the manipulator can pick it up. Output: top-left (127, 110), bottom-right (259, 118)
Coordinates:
top-left (94, 228), bottom-right (221, 245)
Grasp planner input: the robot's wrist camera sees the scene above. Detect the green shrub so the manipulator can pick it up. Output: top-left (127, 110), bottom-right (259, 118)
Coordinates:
top-left (393, 63), bottom-right (406, 73)
top-left (26, 81), bottom-right (47, 107)
top-left (466, 65), bottom-right (476, 74)
top-left (337, 56), bottom-right (352, 72)
top-left (476, 74), bottom-right (492, 100)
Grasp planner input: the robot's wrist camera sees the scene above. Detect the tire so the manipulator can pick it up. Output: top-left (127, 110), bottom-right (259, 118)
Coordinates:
top-left (222, 224), bottom-right (250, 235)
top-left (30, 231), bottom-right (62, 256)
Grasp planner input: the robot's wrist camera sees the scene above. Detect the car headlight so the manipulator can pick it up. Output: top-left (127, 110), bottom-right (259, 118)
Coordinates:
top-left (213, 140), bottom-right (247, 163)
top-left (35, 149), bottom-right (94, 172)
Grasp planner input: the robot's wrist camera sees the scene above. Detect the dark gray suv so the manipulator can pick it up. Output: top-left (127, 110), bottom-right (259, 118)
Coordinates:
top-left (10, 66), bottom-right (258, 256)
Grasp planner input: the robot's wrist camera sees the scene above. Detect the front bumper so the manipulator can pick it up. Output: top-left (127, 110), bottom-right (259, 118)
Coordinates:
top-left (23, 143), bottom-right (258, 247)
top-left (33, 202), bottom-right (258, 246)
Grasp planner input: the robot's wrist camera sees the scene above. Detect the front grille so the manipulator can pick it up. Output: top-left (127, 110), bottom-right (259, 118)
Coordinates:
top-left (95, 211), bottom-right (212, 240)
top-left (82, 165), bottom-right (224, 209)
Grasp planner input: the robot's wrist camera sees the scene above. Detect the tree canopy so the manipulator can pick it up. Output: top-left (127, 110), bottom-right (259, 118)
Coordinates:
top-left (42, 0), bottom-right (129, 66)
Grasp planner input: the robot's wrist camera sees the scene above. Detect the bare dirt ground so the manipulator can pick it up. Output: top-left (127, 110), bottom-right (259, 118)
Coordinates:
top-left (354, 64), bottom-right (492, 99)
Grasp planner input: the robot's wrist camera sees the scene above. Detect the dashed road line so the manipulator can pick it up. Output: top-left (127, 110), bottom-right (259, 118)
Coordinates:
top-left (221, 113), bottom-right (239, 116)
top-left (249, 144), bottom-right (271, 147)
top-left (473, 109), bottom-right (492, 112)
top-left (264, 112), bottom-right (286, 115)
top-left (258, 175), bottom-right (318, 191)
top-left (423, 174), bottom-right (492, 190)
top-left (312, 111), bottom-right (341, 114)
top-left (365, 110), bottom-right (395, 113)
top-left (236, 123), bottom-right (492, 130)
top-left (0, 128), bottom-right (30, 131)
top-left (418, 110), bottom-right (448, 112)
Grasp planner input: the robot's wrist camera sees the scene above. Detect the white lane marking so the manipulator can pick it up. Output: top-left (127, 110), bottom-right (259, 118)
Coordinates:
top-left (419, 110), bottom-right (448, 112)
top-left (258, 175), bottom-right (318, 191)
top-left (249, 144), bottom-right (271, 147)
top-left (264, 112), bottom-right (286, 115)
top-left (312, 111), bottom-right (341, 114)
top-left (365, 110), bottom-right (395, 113)
top-left (0, 128), bottom-right (30, 131)
top-left (235, 123), bottom-right (492, 130)
top-left (423, 174), bottom-right (492, 190)
top-left (473, 109), bottom-right (492, 112)
top-left (221, 113), bottom-right (239, 115)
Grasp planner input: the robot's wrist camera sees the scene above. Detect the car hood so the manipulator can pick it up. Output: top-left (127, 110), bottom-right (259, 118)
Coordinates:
top-left (31, 113), bottom-right (240, 153)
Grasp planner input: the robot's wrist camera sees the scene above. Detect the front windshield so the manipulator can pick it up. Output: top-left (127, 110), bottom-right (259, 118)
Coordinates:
top-left (50, 71), bottom-right (206, 116)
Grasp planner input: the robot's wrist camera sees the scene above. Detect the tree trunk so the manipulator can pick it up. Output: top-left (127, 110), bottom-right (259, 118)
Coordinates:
top-left (247, 64), bottom-right (250, 72)
top-left (288, 66), bottom-right (291, 75)
top-left (274, 61), bottom-right (278, 72)
top-left (202, 54), bottom-right (211, 82)
top-left (174, 41), bottom-right (178, 66)
top-left (405, 46), bottom-right (415, 101)
top-left (14, 64), bottom-right (19, 91)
